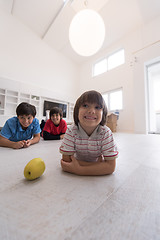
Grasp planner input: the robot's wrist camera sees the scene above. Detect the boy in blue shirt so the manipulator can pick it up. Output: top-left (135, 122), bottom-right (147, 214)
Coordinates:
top-left (0, 102), bottom-right (41, 149)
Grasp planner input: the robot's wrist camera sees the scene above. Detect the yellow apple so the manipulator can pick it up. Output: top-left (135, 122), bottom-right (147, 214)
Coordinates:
top-left (24, 158), bottom-right (45, 180)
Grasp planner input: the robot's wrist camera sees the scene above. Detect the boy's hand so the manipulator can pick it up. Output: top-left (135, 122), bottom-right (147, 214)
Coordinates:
top-left (12, 141), bottom-right (25, 149)
top-left (61, 155), bottom-right (80, 174)
top-left (23, 140), bottom-right (31, 148)
top-left (60, 134), bottom-right (65, 140)
top-left (97, 155), bottom-right (103, 162)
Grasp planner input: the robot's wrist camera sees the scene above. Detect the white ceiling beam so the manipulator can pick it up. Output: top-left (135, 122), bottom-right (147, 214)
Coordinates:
top-left (11, 0), bottom-right (15, 14)
top-left (42, 0), bottom-right (73, 39)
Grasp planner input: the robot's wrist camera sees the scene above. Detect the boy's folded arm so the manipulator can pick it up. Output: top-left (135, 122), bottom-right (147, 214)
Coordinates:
top-left (0, 135), bottom-right (24, 149)
top-left (78, 159), bottom-right (116, 175)
top-left (61, 154), bottom-right (116, 176)
top-left (30, 133), bottom-right (40, 144)
top-left (0, 135), bottom-right (14, 146)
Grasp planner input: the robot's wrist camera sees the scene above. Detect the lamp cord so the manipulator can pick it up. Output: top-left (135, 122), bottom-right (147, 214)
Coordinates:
top-left (84, 1), bottom-right (88, 7)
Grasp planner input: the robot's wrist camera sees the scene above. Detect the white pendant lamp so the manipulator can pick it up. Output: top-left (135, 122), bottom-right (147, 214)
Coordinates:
top-left (69, 8), bottom-right (105, 56)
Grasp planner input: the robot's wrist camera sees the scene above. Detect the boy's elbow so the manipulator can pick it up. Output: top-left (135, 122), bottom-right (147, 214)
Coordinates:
top-left (35, 134), bottom-right (40, 142)
top-left (106, 159), bottom-right (116, 175)
top-left (108, 166), bottom-right (115, 174)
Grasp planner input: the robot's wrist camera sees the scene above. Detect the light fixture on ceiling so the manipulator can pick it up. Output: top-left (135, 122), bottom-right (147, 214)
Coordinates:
top-left (69, 1), bottom-right (105, 57)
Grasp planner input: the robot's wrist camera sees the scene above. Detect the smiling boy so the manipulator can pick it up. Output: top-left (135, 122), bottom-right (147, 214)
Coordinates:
top-left (42, 107), bottom-right (67, 140)
top-left (60, 90), bottom-right (118, 176)
top-left (0, 102), bottom-right (41, 149)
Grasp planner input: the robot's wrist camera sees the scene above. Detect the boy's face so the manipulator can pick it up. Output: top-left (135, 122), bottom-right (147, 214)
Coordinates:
top-left (51, 113), bottom-right (61, 125)
top-left (78, 102), bottom-right (103, 134)
top-left (18, 115), bottom-right (34, 130)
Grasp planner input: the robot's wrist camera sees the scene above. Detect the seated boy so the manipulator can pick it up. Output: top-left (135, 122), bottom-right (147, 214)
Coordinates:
top-left (42, 107), bottom-right (67, 140)
top-left (0, 102), bottom-right (41, 149)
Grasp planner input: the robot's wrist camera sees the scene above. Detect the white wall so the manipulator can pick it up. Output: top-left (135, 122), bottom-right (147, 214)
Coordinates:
top-left (131, 16), bottom-right (160, 133)
top-left (79, 16), bottom-right (160, 133)
top-left (0, 8), bottom-right (160, 134)
top-left (0, 9), bottom-right (79, 104)
top-left (133, 45), bottom-right (160, 134)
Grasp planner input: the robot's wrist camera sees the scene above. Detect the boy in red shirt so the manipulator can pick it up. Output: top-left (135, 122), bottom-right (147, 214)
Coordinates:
top-left (42, 107), bottom-right (67, 140)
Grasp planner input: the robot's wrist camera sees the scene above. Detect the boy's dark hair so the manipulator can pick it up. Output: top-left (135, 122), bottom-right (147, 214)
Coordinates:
top-left (16, 102), bottom-right (36, 117)
top-left (50, 107), bottom-right (63, 119)
top-left (74, 90), bottom-right (108, 126)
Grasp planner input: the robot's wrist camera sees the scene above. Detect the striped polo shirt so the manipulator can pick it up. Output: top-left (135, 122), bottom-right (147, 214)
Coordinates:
top-left (59, 123), bottom-right (118, 162)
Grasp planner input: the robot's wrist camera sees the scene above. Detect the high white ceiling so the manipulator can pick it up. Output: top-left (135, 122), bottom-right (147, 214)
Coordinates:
top-left (1, 0), bottom-right (160, 64)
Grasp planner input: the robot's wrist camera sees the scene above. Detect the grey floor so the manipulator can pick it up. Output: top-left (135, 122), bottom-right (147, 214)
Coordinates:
top-left (0, 133), bottom-right (160, 240)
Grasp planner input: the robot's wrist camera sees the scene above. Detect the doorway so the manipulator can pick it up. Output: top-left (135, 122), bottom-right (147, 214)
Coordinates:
top-left (146, 60), bottom-right (160, 134)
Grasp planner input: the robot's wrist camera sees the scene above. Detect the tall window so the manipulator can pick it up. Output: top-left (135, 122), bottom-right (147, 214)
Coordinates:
top-left (102, 88), bottom-right (123, 111)
top-left (92, 48), bottom-right (125, 77)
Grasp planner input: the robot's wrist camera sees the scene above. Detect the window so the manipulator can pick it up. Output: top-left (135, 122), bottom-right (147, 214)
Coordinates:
top-left (108, 49), bottom-right (125, 71)
top-left (92, 48), bottom-right (125, 77)
top-left (93, 58), bottom-right (107, 77)
top-left (102, 93), bottom-right (108, 108)
top-left (102, 88), bottom-right (123, 111)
